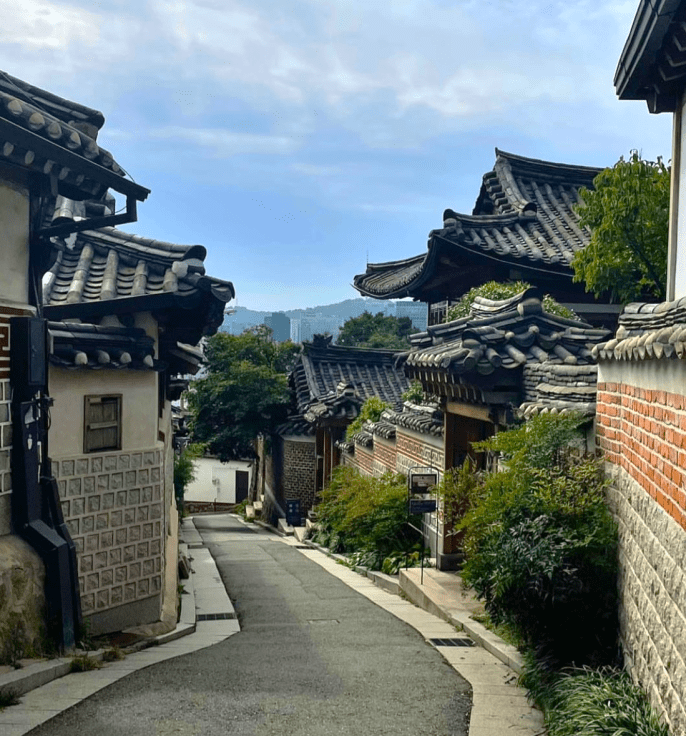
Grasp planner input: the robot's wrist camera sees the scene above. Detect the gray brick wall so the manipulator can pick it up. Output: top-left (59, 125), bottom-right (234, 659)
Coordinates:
top-left (55, 447), bottom-right (164, 618)
top-left (283, 439), bottom-right (315, 510)
top-left (606, 464), bottom-right (686, 735)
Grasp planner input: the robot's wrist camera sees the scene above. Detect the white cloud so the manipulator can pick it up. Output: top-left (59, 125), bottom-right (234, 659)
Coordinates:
top-left (0, 0), bottom-right (101, 49)
top-left (148, 126), bottom-right (300, 156)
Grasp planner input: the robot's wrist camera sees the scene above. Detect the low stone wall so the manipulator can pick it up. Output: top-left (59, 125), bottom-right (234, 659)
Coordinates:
top-left (55, 447), bottom-right (165, 634)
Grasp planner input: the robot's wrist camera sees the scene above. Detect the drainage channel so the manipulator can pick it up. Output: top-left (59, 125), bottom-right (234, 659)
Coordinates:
top-left (428, 638), bottom-right (475, 647)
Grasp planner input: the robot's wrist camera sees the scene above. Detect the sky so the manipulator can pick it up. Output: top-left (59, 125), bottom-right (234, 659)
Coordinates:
top-left (0, 0), bottom-right (673, 311)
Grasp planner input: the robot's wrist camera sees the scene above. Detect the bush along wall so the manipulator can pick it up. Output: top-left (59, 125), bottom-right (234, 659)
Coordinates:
top-left (311, 466), bottom-right (425, 572)
top-left (455, 413), bottom-right (620, 671)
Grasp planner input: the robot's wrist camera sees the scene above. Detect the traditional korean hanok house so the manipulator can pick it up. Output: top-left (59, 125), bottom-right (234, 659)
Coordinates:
top-left (42, 226), bottom-right (234, 634)
top-left (0, 71), bottom-right (149, 652)
top-left (588, 1), bottom-right (686, 728)
top-left (354, 150), bottom-right (621, 329)
top-left (257, 334), bottom-right (410, 524)
top-left (405, 288), bottom-right (609, 464)
top-left (337, 289), bottom-right (609, 568)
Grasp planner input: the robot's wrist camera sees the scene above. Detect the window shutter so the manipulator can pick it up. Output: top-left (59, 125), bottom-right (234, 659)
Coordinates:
top-left (84, 395), bottom-right (122, 453)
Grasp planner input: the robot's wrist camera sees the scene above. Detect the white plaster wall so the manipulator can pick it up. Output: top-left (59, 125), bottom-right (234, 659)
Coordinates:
top-left (598, 358), bottom-right (686, 394)
top-left (49, 367), bottom-right (159, 457)
top-left (0, 178), bottom-right (29, 306)
top-left (675, 97), bottom-right (686, 299)
top-left (185, 457), bottom-right (252, 504)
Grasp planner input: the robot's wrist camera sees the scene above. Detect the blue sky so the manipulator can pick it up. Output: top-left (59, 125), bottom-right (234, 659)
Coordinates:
top-left (0, 0), bottom-right (673, 311)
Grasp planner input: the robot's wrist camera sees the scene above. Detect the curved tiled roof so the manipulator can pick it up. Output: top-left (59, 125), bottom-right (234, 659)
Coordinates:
top-left (593, 296), bottom-right (686, 361)
top-left (278, 415), bottom-right (316, 437)
top-left (0, 71), bottom-right (147, 201)
top-left (354, 150), bottom-right (601, 299)
top-left (48, 321), bottom-right (159, 371)
top-left (43, 227), bottom-right (234, 343)
top-left (406, 288), bottom-right (609, 412)
top-left (615, 0), bottom-right (686, 112)
top-left (290, 335), bottom-right (410, 415)
top-left (380, 404), bottom-right (444, 437)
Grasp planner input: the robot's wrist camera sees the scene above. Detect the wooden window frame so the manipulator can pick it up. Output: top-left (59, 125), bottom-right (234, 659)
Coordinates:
top-left (84, 394), bottom-right (122, 453)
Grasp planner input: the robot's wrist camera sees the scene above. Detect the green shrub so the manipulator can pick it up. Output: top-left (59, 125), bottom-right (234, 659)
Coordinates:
top-left (174, 443), bottom-right (204, 511)
top-left (0, 689), bottom-right (20, 710)
top-left (70, 654), bottom-right (102, 672)
top-left (459, 414), bottom-right (619, 668)
top-left (401, 380), bottom-right (424, 404)
top-left (520, 655), bottom-right (669, 736)
top-left (436, 458), bottom-right (479, 531)
top-left (345, 397), bottom-right (390, 440)
top-left (445, 281), bottom-right (579, 322)
top-left (312, 466), bottom-right (421, 567)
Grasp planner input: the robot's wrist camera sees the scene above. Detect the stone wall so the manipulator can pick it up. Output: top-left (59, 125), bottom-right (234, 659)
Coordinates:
top-left (282, 437), bottom-right (316, 509)
top-left (597, 373), bottom-right (686, 732)
top-left (0, 536), bottom-right (45, 660)
top-left (55, 446), bottom-right (165, 634)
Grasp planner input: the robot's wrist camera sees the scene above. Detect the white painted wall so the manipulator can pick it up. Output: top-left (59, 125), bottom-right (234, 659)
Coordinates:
top-left (185, 457), bottom-right (252, 504)
top-left (674, 97), bottom-right (686, 299)
top-left (49, 367), bottom-right (159, 457)
top-left (0, 175), bottom-right (29, 306)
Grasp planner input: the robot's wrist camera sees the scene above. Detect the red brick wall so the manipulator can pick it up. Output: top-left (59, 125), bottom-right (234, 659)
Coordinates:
top-left (597, 382), bottom-right (686, 531)
top-left (373, 438), bottom-right (396, 474)
top-left (354, 445), bottom-right (374, 476)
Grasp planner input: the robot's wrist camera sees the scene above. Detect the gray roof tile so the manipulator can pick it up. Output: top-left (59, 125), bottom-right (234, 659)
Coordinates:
top-left (354, 150), bottom-right (601, 299)
top-left (594, 295), bottom-right (686, 361)
top-left (406, 288), bottom-right (609, 415)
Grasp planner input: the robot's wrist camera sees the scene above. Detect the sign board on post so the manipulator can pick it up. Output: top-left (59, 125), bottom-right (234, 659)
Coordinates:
top-left (409, 469), bottom-right (438, 494)
top-left (409, 498), bottom-right (437, 515)
top-left (286, 499), bottom-right (301, 527)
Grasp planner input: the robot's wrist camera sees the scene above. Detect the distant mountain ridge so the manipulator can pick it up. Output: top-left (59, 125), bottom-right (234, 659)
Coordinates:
top-left (222, 298), bottom-right (398, 335)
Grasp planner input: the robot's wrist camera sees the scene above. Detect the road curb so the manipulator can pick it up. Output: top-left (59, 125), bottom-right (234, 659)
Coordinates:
top-left (398, 569), bottom-right (524, 675)
top-left (0, 527), bottom-right (200, 699)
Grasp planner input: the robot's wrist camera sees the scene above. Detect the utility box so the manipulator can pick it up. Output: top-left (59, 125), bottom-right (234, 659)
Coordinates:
top-left (286, 499), bottom-right (302, 527)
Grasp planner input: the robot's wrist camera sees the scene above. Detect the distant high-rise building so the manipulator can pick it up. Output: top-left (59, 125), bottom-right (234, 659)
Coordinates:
top-left (395, 300), bottom-right (427, 332)
top-left (264, 312), bottom-right (291, 342)
top-left (290, 315), bottom-right (342, 343)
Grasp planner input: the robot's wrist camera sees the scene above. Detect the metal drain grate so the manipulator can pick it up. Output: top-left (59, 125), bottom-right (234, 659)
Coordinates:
top-left (429, 638), bottom-right (475, 647)
top-left (292, 545), bottom-right (311, 549)
top-left (197, 612), bottom-right (236, 621)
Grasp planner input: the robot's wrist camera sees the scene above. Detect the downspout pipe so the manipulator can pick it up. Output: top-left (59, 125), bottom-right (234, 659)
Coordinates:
top-left (10, 317), bottom-right (81, 650)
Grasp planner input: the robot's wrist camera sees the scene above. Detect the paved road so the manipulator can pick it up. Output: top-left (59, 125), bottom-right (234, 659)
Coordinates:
top-left (31, 516), bottom-right (471, 736)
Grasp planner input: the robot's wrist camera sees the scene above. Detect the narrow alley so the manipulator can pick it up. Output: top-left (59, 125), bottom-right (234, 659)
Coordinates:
top-left (22, 515), bottom-right (473, 736)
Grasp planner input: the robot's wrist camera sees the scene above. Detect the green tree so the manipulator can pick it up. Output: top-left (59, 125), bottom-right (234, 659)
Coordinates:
top-left (173, 443), bottom-right (204, 511)
top-left (188, 326), bottom-right (300, 461)
top-left (573, 151), bottom-right (670, 303)
top-left (337, 311), bottom-right (417, 348)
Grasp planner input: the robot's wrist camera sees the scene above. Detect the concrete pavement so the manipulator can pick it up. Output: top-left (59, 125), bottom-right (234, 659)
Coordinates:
top-left (0, 518), bottom-right (239, 736)
top-left (0, 514), bottom-right (544, 736)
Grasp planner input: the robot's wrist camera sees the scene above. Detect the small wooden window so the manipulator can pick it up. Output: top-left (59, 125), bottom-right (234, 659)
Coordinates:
top-left (84, 395), bottom-right (122, 453)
